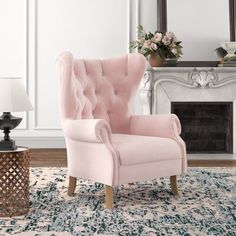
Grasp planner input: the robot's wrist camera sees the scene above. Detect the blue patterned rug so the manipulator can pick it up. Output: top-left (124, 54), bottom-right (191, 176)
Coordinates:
top-left (0, 167), bottom-right (235, 236)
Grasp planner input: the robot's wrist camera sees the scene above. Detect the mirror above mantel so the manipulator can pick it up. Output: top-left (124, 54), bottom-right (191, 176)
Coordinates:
top-left (157, 0), bottom-right (236, 67)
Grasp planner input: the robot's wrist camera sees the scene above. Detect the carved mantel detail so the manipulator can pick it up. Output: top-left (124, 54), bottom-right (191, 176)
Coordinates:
top-left (151, 68), bottom-right (236, 90)
top-left (143, 71), bottom-right (152, 89)
top-left (138, 67), bottom-right (236, 114)
top-left (138, 71), bottom-right (152, 115)
top-left (189, 68), bottom-right (218, 88)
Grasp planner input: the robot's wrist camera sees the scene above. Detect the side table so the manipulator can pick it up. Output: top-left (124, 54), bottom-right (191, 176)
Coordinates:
top-left (0, 147), bottom-right (30, 217)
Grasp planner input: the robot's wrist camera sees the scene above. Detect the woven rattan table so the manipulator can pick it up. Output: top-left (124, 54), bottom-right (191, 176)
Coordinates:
top-left (0, 147), bottom-right (30, 217)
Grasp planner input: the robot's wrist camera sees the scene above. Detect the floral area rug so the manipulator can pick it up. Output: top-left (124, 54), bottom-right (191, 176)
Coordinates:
top-left (0, 167), bottom-right (235, 236)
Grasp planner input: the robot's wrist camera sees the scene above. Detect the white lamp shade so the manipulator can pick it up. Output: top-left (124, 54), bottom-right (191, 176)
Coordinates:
top-left (0, 77), bottom-right (33, 112)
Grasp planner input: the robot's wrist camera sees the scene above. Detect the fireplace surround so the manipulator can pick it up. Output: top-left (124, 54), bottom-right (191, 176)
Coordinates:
top-left (139, 67), bottom-right (236, 153)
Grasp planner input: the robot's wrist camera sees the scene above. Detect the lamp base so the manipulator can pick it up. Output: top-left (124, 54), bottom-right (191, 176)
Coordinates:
top-left (0, 139), bottom-right (17, 150)
top-left (0, 112), bottom-right (22, 151)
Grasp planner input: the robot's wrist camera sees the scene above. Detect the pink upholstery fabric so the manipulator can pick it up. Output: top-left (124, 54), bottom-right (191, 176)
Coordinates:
top-left (119, 159), bottom-right (182, 185)
top-left (65, 138), bottom-right (118, 186)
top-left (57, 51), bottom-right (146, 133)
top-left (130, 114), bottom-right (181, 138)
top-left (63, 119), bottom-right (111, 143)
top-left (112, 134), bottom-right (182, 166)
top-left (57, 52), bottom-right (187, 186)
top-left (130, 114), bottom-right (187, 172)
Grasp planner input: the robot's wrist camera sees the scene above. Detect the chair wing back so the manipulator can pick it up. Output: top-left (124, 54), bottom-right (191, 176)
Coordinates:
top-left (57, 52), bottom-right (146, 133)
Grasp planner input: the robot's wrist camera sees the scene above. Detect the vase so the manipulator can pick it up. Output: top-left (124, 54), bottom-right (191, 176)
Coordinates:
top-left (149, 53), bottom-right (165, 67)
top-left (165, 58), bottom-right (178, 67)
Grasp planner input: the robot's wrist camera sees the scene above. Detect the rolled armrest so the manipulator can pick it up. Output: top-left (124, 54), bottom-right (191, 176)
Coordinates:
top-left (130, 114), bottom-right (181, 139)
top-left (63, 119), bottom-right (112, 143)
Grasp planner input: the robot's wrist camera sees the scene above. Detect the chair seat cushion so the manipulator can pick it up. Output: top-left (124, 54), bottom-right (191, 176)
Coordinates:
top-left (112, 134), bottom-right (182, 166)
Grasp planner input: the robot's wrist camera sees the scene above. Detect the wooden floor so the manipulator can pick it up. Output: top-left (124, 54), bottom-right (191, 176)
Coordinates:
top-left (30, 149), bottom-right (67, 167)
top-left (29, 149), bottom-right (236, 167)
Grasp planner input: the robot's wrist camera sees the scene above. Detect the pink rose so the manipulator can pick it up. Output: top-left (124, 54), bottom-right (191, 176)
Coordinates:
top-left (166, 32), bottom-right (177, 42)
top-left (151, 43), bottom-right (157, 50)
top-left (162, 36), bottom-right (171, 45)
top-left (153, 33), bottom-right (162, 42)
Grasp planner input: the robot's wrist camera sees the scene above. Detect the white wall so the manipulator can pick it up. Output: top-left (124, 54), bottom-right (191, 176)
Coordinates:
top-left (0, 0), bottom-right (229, 147)
top-left (0, 0), bottom-right (139, 148)
top-left (0, 0), bottom-right (26, 77)
top-left (36, 0), bottom-right (130, 129)
top-left (139, 0), bottom-right (157, 33)
top-left (135, 0), bottom-right (230, 61)
top-left (167, 0), bottom-right (230, 61)
top-left (0, 0), bottom-right (27, 128)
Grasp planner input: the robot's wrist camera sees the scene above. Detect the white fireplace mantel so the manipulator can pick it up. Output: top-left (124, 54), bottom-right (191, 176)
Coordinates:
top-left (139, 66), bottom-right (236, 153)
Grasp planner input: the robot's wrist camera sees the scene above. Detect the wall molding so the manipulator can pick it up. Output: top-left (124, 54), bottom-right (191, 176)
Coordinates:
top-left (16, 0), bottom-right (29, 131)
top-left (33, 0), bottom-right (138, 130)
top-left (129, 0), bottom-right (140, 53)
top-left (24, 0), bottom-right (30, 130)
top-left (33, 0), bottom-right (51, 130)
top-left (33, 0), bottom-right (62, 130)
top-left (15, 136), bottom-right (65, 148)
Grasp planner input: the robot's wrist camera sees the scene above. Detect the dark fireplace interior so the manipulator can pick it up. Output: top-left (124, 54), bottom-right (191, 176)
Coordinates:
top-left (171, 102), bottom-right (233, 153)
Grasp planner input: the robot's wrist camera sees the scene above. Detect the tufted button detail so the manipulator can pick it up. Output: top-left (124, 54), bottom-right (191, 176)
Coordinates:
top-left (114, 90), bottom-right (118, 95)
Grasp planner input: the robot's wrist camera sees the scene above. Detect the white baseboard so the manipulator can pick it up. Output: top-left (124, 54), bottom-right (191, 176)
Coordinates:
top-left (188, 153), bottom-right (236, 160)
top-left (14, 137), bottom-right (66, 148)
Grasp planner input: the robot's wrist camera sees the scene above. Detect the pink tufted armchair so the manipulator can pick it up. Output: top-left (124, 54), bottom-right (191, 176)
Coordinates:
top-left (57, 52), bottom-right (187, 209)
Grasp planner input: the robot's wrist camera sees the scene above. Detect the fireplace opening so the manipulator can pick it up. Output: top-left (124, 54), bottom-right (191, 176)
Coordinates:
top-left (171, 102), bottom-right (233, 153)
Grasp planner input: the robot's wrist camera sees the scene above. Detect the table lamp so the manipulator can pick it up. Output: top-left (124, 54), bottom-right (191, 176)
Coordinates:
top-left (0, 77), bottom-right (33, 150)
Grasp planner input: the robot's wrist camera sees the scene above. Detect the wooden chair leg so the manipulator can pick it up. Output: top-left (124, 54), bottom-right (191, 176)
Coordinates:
top-left (170, 175), bottom-right (179, 196)
top-left (68, 176), bottom-right (77, 196)
top-left (105, 185), bottom-right (113, 209)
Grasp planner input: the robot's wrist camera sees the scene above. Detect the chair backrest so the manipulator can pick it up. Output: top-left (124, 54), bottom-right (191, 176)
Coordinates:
top-left (57, 52), bottom-right (146, 133)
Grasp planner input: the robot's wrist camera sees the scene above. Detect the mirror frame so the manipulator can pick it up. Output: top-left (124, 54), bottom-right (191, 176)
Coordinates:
top-left (157, 0), bottom-right (236, 67)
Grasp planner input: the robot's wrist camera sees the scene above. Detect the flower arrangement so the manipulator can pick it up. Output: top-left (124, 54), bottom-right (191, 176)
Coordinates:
top-left (130, 25), bottom-right (183, 60)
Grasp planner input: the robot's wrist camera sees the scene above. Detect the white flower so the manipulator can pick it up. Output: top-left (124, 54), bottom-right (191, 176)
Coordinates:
top-left (153, 33), bottom-right (162, 42)
top-left (171, 48), bottom-right (178, 55)
top-left (166, 32), bottom-right (177, 42)
top-left (151, 43), bottom-right (157, 50)
top-left (142, 39), bottom-right (152, 49)
top-left (162, 36), bottom-right (171, 45)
